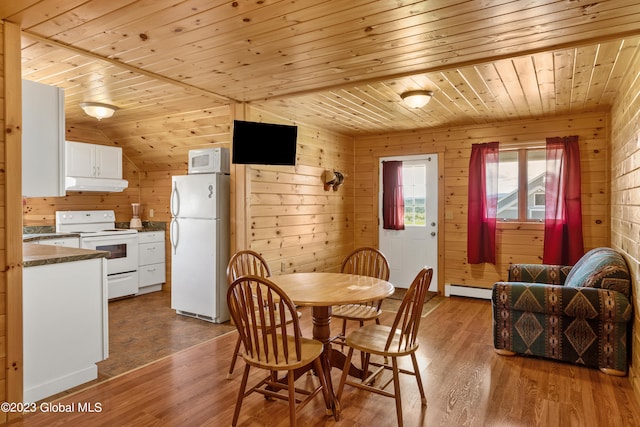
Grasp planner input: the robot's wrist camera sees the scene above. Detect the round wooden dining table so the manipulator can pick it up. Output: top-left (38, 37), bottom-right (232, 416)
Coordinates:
top-left (269, 272), bottom-right (394, 420)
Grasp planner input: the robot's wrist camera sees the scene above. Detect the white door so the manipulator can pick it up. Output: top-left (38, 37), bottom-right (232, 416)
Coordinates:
top-left (171, 174), bottom-right (220, 219)
top-left (379, 154), bottom-right (438, 291)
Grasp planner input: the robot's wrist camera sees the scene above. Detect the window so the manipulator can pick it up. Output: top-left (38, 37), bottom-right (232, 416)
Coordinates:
top-left (496, 147), bottom-right (546, 221)
top-left (403, 164), bottom-right (427, 226)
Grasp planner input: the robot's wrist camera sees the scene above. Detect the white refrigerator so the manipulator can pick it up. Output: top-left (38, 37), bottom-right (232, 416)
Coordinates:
top-left (170, 173), bottom-right (230, 323)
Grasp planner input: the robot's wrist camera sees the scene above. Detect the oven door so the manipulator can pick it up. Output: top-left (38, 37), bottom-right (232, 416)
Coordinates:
top-left (81, 233), bottom-right (139, 275)
top-left (82, 234), bottom-right (139, 299)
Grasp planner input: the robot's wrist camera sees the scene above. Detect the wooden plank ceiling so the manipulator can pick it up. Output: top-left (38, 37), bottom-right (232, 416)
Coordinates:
top-left (3, 0), bottom-right (640, 170)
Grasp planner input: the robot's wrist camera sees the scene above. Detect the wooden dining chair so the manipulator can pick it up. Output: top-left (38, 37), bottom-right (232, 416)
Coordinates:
top-left (225, 249), bottom-right (273, 379)
top-left (332, 247), bottom-right (391, 346)
top-left (336, 266), bottom-right (433, 427)
top-left (226, 250), bottom-right (301, 379)
top-left (227, 275), bottom-right (331, 427)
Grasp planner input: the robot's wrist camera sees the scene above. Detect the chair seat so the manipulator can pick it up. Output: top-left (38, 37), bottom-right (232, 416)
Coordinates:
top-left (346, 324), bottom-right (419, 357)
top-left (243, 335), bottom-right (324, 371)
top-left (332, 304), bottom-right (382, 321)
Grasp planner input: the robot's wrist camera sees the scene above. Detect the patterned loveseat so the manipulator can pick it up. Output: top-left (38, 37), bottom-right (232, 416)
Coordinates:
top-left (492, 247), bottom-right (633, 375)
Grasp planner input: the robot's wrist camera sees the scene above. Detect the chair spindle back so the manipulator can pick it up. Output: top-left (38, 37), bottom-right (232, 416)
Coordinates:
top-left (228, 275), bottom-right (303, 365)
top-left (341, 247), bottom-right (390, 280)
top-left (227, 250), bottom-right (272, 283)
top-left (386, 267), bottom-right (433, 352)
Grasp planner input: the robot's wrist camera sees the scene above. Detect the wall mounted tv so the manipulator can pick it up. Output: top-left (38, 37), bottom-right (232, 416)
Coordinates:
top-left (232, 120), bottom-right (298, 165)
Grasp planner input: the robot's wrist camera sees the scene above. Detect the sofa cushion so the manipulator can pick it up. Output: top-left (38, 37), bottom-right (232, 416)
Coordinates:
top-left (564, 247), bottom-right (631, 299)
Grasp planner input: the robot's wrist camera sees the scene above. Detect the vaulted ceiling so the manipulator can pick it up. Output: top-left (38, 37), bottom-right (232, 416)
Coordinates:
top-left (4, 1), bottom-right (640, 170)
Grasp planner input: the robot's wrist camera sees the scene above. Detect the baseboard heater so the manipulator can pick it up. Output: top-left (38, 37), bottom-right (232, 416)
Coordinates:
top-left (444, 284), bottom-right (492, 300)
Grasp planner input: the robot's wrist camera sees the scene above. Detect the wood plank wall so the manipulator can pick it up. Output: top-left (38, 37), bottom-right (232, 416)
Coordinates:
top-left (245, 108), bottom-right (355, 274)
top-left (23, 108), bottom-right (357, 289)
top-left (130, 107), bottom-right (357, 286)
top-left (354, 112), bottom-right (611, 291)
top-left (138, 168), bottom-right (184, 292)
top-left (610, 46), bottom-right (640, 399)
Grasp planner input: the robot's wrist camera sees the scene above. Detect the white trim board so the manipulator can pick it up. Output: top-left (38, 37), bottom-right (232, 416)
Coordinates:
top-left (444, 284), bottom-right (492, 300)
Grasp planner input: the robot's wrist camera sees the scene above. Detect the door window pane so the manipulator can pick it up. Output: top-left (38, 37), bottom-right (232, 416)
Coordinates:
top-left (403, 165), bottom-right (426, 226)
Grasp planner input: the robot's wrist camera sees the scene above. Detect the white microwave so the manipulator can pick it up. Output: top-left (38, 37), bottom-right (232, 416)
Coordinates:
top-left (188, 147), bottom-right (230, 174)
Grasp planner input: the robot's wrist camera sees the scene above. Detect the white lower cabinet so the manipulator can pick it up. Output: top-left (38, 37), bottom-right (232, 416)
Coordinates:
top-left (23, 257), bottom-right (108, 403)
top-left (137, 231), bottom-right (166, 294)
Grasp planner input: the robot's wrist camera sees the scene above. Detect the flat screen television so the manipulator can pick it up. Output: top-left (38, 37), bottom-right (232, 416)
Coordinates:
top-left (232, 120), bottom-right (298, 165)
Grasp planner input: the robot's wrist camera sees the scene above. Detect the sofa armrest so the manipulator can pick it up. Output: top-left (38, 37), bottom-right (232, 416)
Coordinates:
top-left (508, 264), bottom-right (572, 284)
top-left (493, 282), bottom-right (632, 322)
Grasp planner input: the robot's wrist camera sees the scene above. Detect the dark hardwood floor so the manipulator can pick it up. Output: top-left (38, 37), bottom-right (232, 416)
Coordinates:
top-left (10, 295), bottom-right (640, 426)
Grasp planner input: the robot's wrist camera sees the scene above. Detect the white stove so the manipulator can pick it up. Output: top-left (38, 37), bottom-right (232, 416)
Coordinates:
top-left (55, 210), bottom-right (137, 236)
top-left (56, 210), bottom-right (139, 299)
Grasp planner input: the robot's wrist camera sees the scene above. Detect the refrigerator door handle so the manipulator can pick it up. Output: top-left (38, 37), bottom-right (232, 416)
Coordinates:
top-left (170, 181), bottom-right (180, 217)
top-left (170, 218), bottom-right (179, 254)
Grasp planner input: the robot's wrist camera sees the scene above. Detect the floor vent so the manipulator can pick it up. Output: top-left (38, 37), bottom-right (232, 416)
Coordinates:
top-left (444, 284), bottom-right (492, 300)
top-left (176, 310), bottom-right (215, 323)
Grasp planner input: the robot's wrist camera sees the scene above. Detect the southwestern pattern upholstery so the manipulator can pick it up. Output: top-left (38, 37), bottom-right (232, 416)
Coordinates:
top-left (492, 247), bottom-right (633, 374)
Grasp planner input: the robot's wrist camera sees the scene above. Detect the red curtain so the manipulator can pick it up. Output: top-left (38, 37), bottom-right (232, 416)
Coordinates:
top-left (543, 136), bottom-right (584, 265)
top-left (467, 142), bottom-right (499, 264)
top-left (382, 161), bottom-right (404, 230)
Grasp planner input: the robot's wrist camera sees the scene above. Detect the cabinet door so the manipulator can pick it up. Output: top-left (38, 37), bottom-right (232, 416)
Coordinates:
top-left (95, 145), bottom-right (122, 179)
top-left (139, 263), bottom-right (166, 287)
top-left (66, 141), bottom-right (96, 177)
top-left (22, 80), bottom-right (65, 197)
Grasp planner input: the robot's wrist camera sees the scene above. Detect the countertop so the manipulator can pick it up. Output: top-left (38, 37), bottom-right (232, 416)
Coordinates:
top-left (22, 232), bottom-right (80, 242)
top-left (23, 243), bottom-right (109, 267)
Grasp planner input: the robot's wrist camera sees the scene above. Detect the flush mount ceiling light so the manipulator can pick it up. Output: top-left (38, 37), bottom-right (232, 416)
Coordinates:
top-left (80, 102), bottom-right (118, 120)
top-left (400, 90), bottom-right (434, 108)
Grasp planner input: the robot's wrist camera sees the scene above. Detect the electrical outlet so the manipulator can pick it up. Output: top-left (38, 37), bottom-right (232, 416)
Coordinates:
top-left (149, 208), bottom-right (154, 218)
top-left (281, 262), bottom-right (286, 272)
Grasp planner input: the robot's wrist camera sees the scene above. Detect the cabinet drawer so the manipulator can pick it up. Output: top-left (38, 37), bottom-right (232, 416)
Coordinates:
top-left (139, 242), bottom-right (165, 265)
top-left (138, 231), bottom-right (164, 244)
top-left (139, 263), bottom-right (166, 287)
top-left (38, 237), bottom-right (80, 248)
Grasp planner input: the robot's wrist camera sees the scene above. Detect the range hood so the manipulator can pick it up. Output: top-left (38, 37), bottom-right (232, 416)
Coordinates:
top-left (65, 176), bottom-right (129, 192)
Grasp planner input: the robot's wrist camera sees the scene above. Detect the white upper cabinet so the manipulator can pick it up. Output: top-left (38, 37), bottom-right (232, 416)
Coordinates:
top-left (66, 141), bottom-right (123, 179)
top-left (22, 80), bottom-right (65, 197)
